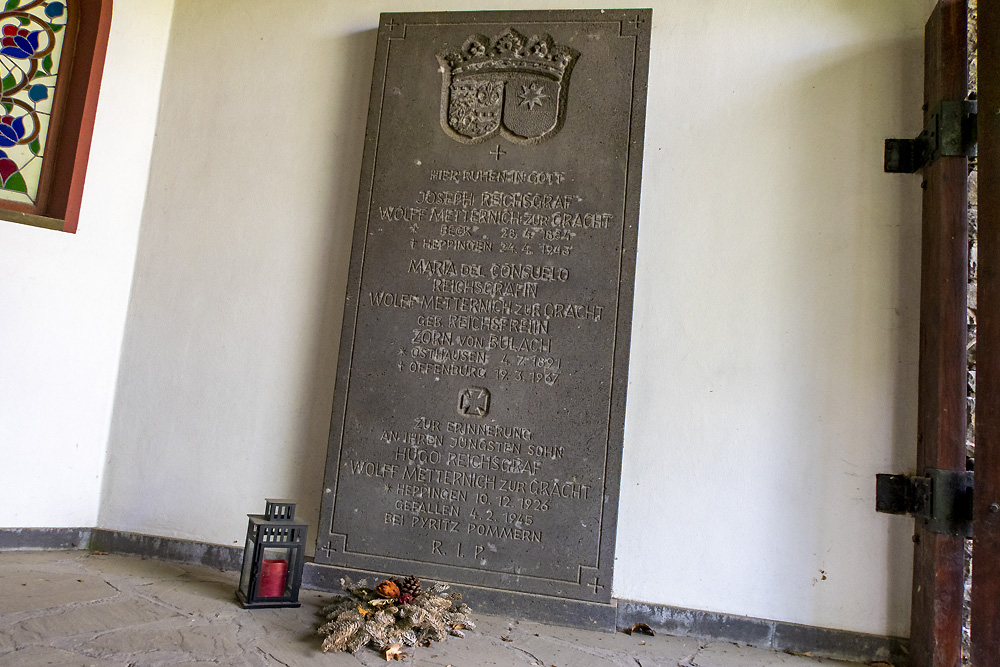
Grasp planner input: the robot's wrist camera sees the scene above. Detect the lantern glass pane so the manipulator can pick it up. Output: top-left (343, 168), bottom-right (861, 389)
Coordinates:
top-left (238, 533), bottom-right (255, 597)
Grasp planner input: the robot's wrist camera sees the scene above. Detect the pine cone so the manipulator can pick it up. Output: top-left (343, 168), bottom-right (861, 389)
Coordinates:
top-left (400, 575), bottom-right (422, 598)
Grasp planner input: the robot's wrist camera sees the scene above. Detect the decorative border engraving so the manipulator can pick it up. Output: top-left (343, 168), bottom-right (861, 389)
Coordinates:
top-left (437, 28), bottom-right (578, 145)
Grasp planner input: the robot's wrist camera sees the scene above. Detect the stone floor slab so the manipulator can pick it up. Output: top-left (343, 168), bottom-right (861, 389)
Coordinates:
top-left (79, 617), bottom-right (243, 659)
top-left (2, 598), bottom-right (178, 647)
top-left (74, 552), bottom-right (190, 582)
top-left (0, 645), bottom-right (121, 666)
top-left (0, 551), bottom-right (90, 566)
top-left (132, 573), bottom-right (243, 615)
top-left (0, 570), bottom-right (119, 614)
top-left (0, 551), bottom-right (870, 667)
top-left (692, 641), bottom-right (856, 666)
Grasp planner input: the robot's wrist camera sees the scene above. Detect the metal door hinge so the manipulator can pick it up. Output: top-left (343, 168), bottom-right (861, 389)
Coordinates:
top-left (876, 469), bottom-right (974, 537)
top-left (884, 100), bottom-right (978, 173)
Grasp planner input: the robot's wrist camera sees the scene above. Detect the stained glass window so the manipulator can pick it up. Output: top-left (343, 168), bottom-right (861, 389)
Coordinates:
top-left (0, 0), bottom-right (69, 207)
top-left (0, 0), bottom-right (110, 233)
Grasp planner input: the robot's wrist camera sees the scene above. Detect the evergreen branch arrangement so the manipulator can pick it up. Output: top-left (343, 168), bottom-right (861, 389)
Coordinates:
top-left (318, 575), bottom-right (475, 658)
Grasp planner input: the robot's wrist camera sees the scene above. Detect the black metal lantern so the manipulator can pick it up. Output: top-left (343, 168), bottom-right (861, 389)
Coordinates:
top-left (236, 499), bottom-right (308, 608)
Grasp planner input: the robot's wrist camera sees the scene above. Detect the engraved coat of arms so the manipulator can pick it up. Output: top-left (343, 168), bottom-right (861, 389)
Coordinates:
top-left (437, 28), bottom-right (579, 145)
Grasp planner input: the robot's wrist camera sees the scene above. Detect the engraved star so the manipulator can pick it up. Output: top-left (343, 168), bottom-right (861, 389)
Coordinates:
top-left (384, 484), bottom-right (392, 493)
top-left (409, 223), bottom-right (419, 233)
top-left (518, 82), bottom-right (548, 110)
top-left (398, 347), bottom-right (406, 356)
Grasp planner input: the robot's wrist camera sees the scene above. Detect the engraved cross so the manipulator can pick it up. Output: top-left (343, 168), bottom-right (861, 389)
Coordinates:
top-left (320, 541), bottom-right (336, 558)
top-left (490, 144), bottom-right (507, 161)
top-left (384, 17), bottom-right (398, 32)
top-left (628, 15), bottom-right (645, 30)
top-left (588, 577), bottom-right (605, 595)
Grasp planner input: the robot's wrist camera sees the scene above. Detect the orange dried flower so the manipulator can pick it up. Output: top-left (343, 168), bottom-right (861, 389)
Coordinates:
top-left (375, 579), bottom-right (400, 599)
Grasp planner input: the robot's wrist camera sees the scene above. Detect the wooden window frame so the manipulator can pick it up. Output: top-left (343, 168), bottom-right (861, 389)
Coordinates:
top-left (0, 0), bottom-right (112, 233)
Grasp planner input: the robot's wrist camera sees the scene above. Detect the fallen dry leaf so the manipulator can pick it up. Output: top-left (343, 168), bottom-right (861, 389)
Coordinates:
top-left (784, 649), bottom-right (814, 658)
top-left (623, 622), bottom-right (655, 636)
top-left (385, 644), bottom-right (408, 661)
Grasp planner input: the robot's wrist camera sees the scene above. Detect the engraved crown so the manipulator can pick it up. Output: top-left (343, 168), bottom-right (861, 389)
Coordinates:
top-left (437, 28), bottom-right (578, 79)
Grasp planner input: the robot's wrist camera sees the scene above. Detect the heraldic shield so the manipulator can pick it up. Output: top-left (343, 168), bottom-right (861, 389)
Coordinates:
top-left (437, 28), bottom-right (579, 145)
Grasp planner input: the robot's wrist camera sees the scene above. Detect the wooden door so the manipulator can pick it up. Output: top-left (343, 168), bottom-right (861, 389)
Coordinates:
top-left (909, 2), bottom-right (970, 665)
top-left (971, 0), bottom-right (999, 663)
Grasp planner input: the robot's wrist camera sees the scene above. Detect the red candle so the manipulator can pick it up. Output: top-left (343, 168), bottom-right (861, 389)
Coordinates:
top-left (259, 558), bottom-right (288, 597)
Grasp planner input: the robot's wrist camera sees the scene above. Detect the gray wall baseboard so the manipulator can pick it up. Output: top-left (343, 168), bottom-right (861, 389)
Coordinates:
top-left (0, 527), bottom-right (92, 550)
top-left (618, 601), bottom-right (909, 665)
top-left (87, 528), bottom-right (245, 571)
top-left (1, 528), bottom-right (909, 665)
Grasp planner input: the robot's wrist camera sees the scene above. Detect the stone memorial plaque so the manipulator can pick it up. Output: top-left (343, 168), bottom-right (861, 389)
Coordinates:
top-left (317, 9), bottom-right (650, 604)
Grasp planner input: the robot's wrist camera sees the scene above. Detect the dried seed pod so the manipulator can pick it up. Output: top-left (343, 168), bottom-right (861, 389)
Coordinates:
top-left (375, 579), bottom-right (401, 600)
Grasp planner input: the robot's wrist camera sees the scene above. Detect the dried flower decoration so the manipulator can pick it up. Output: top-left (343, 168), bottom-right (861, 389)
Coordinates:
top-left (318, 576), bottom-right (475, 655)
top-left (385, 644), bottom-right (407, 661)
top-left (375, 579), bottom-right (400, 600)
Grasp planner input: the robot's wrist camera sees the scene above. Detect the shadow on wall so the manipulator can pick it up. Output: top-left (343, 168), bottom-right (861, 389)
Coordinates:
top-left (778, 36), bottom-right (923, 631)
top-left (617, 18), bottom-right (924, 636)
top-left (880, 32), bottom-right (926, 635)
top-left (97, 4), bottom-right (380, 556)
top-left (294, 27), bottom-right (379, 554)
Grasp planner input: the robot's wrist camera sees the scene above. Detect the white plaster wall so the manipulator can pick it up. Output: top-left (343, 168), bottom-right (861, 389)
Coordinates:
top-left (99, 0), bottom-right (933, 638)
top-left (0, 0), bottom-right (176, 527)
top-left (615, 0), bottom-right (932, 638)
